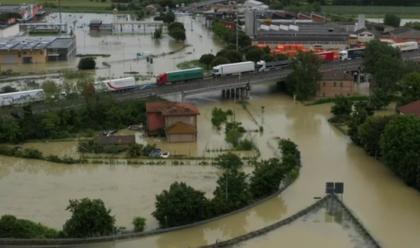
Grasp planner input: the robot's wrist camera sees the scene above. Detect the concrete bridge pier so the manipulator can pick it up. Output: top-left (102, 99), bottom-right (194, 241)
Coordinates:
top-left (221, 86), bottom-right (249, 100)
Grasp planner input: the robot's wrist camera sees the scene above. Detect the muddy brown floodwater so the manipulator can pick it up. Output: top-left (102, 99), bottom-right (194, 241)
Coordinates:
top-left (1, 85), bottom-right (420, 247)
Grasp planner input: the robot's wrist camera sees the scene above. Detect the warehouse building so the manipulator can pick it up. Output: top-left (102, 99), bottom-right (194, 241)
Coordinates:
top-left (0, 36), bottom-right (76, 64)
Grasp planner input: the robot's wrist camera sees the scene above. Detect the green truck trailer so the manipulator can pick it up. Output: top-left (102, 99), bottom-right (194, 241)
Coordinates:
top-left (156, 67), bottom-right (204, 85)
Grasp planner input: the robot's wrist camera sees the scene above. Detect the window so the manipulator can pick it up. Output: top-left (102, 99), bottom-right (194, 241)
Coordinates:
top-left (340, 82), bottom-right (343, 87)
top-left (333, 82), bottom-right (336, 87)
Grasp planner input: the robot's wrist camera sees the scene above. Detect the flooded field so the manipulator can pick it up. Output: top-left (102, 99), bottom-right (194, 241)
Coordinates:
top-left (1, 13), bottom-right (223, 81)
top-left (1, 86), bottom-right (420, 247)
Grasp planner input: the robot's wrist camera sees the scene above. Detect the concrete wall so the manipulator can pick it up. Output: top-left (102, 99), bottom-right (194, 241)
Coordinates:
top-left (167, 134), bottom-right (196, 143)
top-left (318, 80), bottom-right (354, 98)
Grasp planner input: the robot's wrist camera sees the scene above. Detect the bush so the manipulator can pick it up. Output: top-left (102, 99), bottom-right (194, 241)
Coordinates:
top-left (78, 57), bottom-right (96, 70)
top-left (132, 217), bottom-right (146, 232)
top-left (199, 54), bottom-right (215, 69)
top-left (0, 215), bottom-right (58, 239)
top-left (236, 139), bottom-right (255, 151)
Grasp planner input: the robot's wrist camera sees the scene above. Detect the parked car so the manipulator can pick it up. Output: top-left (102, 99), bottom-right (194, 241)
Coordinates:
top-left (160, 151), bottom-right (170, 158)
top-left (148, 148), bottom-right (162, 158)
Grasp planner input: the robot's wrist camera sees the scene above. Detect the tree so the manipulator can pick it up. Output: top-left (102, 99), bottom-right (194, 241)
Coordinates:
top-left (330, 96), bottom-right (352, 122)
top-left (211, 56), bottom-right (230, 67)
top-left (399, 72), bottom-right (420, 106)
top-left (42, 80), bottom-right (60, 100)
top-left (369, 88), bottom-right (392, 110)
top-left (245, 46), bottom-right (265, 62)
top-left (128, 143), bottom-right (144, 157)
top-left (160, 11), bottom-right (175, 23)
top-left (212, 169), bottom-right (251, 214)
top-left (78, 57), bottom-right (96, 70)
top-left (278, 138), bottom-right (301, 169)
top-left (0, 117), bottom-right (22, 143)
top-left (168, 22), bottom-right (186, 41)
top-left (285, 52), bottom-right (321, 100)
top-left (348, 101), bottom-right (374, 145)
top-left (214, 153), bottom-right (243, 171)
top-left (153, 182), bottom-right (210, 228)
top-left (211, 107), bottom-right (232, 129)
top-left (76, 77), bottom-right (95, 98)
top-left (364, 40), bottom-right (403, 93)
top-left (0, 215), bottom-right (58, 239)
top-left (384, 13), bottom-right (401, 27)
top-left (249, 158), bottom-right (287, 199)
top-left (199, 54), bottom-right (215, 69)
top-left (63, 198), bottom-right (115, 238)
top-left (380, 116), bottom-right (420, 190)
top-left (1, 85), bottom-right (17, 93)
top-left (132, 217), bottom-right (146, 232)
top-left (217, 48), bottom-right (242, 63)
top-left (224, 121), bottom-right (245, 148)
top-left (358, 115), bottom-right (394, 157)
top-left (153, 28), bottom-right (162, 39)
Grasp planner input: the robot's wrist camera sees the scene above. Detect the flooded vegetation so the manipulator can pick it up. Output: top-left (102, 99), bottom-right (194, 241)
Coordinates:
top-left (1, 86), bottom-right (420, 247)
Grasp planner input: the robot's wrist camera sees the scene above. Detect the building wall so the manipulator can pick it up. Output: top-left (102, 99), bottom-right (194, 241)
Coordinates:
top-left (167, 134), bottom-right (196, 143)
top-left (317, 80), bottom-right (354, 98)
top-left (147, 112), bottom-right (165, 134)
top-left (165, 116), bottom-right (195, 128)
top-left (0, 49), bottom-right (47, 64)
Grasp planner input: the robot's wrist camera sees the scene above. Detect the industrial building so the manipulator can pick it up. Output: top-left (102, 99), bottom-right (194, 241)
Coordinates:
top-left (146, 101), bottom-right (199, 143)
top-left (0, 4), bottom-right (44, 26)
top-left (0, 36), bottom-right (76, 64)
top-left (245, 10), bottom-right (356, 49)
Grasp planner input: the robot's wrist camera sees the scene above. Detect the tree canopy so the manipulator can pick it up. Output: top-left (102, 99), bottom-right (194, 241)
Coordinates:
top-left (285, 52), bottom-right (321, 101)
top-left (0, 215), bottom-right (58, 239)
top-left (384, 13), bottom-right (401, 27)
top-left (78, 57), bottom-right (96, 70)
top-left (398, 72), bottom-right (420, 106)
top-left (381, 116), bottom-right (420, 190)
top-left (153, 182), bottom-right (210, 227)
top-left (63, 198), bottom-right (115, 238)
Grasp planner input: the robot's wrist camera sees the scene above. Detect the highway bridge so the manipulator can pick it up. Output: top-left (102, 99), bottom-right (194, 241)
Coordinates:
top-left (112, 50), bottom-right (420, 102)
top-left (113, 59), bottom-right (363, 101)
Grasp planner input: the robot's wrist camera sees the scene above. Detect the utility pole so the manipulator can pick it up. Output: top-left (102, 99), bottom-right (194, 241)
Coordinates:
top-left (58, 0), bottom-right (62, 31)
top-left (235, 12), bottom-right (239, 52)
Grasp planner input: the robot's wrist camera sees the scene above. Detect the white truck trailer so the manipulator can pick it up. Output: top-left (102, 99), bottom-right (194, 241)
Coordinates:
top-left (95, 77), bottom-right (137, 92)
top-left (212, 61), bottom-right (255, 76)
top-left (0, 89), bottom-right (45, 107)
top-left (391, 41), bottom-right (419, 52)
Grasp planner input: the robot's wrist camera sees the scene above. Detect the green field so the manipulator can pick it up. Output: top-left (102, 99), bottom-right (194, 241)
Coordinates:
top-left (0, 0), bottom-right (112, 12)
top-left (322, 5), bottom-right (420, 18)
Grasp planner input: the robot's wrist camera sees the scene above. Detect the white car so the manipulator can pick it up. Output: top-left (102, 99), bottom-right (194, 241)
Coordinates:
top-left (160, 152), bottom-right (170, 158)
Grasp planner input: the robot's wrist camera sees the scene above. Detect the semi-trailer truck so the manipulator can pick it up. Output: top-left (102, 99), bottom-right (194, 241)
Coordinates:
top-left (212, 61), bottom-right (255, 76)
top-left (0, 89), bottom-right (45, 107)
top-left (95, 77), bottom-right (137, 92)
top-left (156, 67), bottom-right (204, 86)
top-left (391, 41), bottom-right (419, 52)
top-left (339, 47), bottom-right (365, 60)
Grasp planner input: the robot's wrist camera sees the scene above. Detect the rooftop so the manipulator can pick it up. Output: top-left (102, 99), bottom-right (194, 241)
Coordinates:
top-left (0, 36), bottom-right (74, 51)
top-left (398, 100), bottom-right (420, 117)
top-left (146, 101), bottom-right (199, 116)
top-left (96, 135), bottom-right (135, 145)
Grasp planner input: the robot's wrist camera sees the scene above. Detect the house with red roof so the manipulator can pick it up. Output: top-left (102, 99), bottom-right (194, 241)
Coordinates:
top-left (146, 101), bottom-right (199, 143)
top-left (398, 100), bottom-right (420, 118)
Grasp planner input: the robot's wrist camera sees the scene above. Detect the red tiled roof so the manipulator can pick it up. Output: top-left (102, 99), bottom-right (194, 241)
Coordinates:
top-left (166, 122), bottom-right (196, 134)
top-left (398, 100), bottom-right (420, 117)
top-left (146, 101), bottom-right (199, 116)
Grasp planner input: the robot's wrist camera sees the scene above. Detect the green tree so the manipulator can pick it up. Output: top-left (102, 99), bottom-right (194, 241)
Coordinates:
top-left (78, 57), bottom-right (96, 70)
top-left (348, 101), bottom-right (374, 145)
top-left (214, 153), bottom-right (243, 171)
top-left (211, 107), bottom-right (232, 129)
top-left (211, 56), bottom-right (230, 67)
top-left (249, 158), bottom-right (287, 199)
top-left (168, 22), bottom-right (186, 41)
top-left (153, 182), bottom-right (210, 228)
top-left (160, 11), bottom-right (175, 23)
top-left (399, 72), bottom-right (420, 106)
top-left (212, 169), bottom-right (251, 214)
top-left (278, 138), bottom-right (301, 169)
top-left (0, 117), bottom-right (22, 143)
top-left (364, 40), bottom-right (403, 93)
top-left (217, 48), bottom-right (242, 63)
top-left (225, 121), bottom-right (245, 148)
top-left (380, 116), bottom-right (420, 190)
top-left (358, 115), bottom-right (394, 158)
top-left (42, 80), bottom-right (60, 100)
top-left (128, 143), bottom-right (144, 157)
top-left (153, 28), bottom-right (162, 39)
top-left (384, 13), bottom-right (401, 27)
top-left (330, 96), bottom-right (352, 122)
top-left (0, 215), bottom-right (58, 239)
top-left (245, 46), bottom-right (265, 62)
top-left (285, 52), bottom-right (321, 100)
top-left (199, 54), bottom-right (215, 69)
top-left (132, 217), bottom-right (146, 232)
top-left (63, 198), bottom-right (115, 238)
top-left (369, 88), bottom-right (392, 110)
